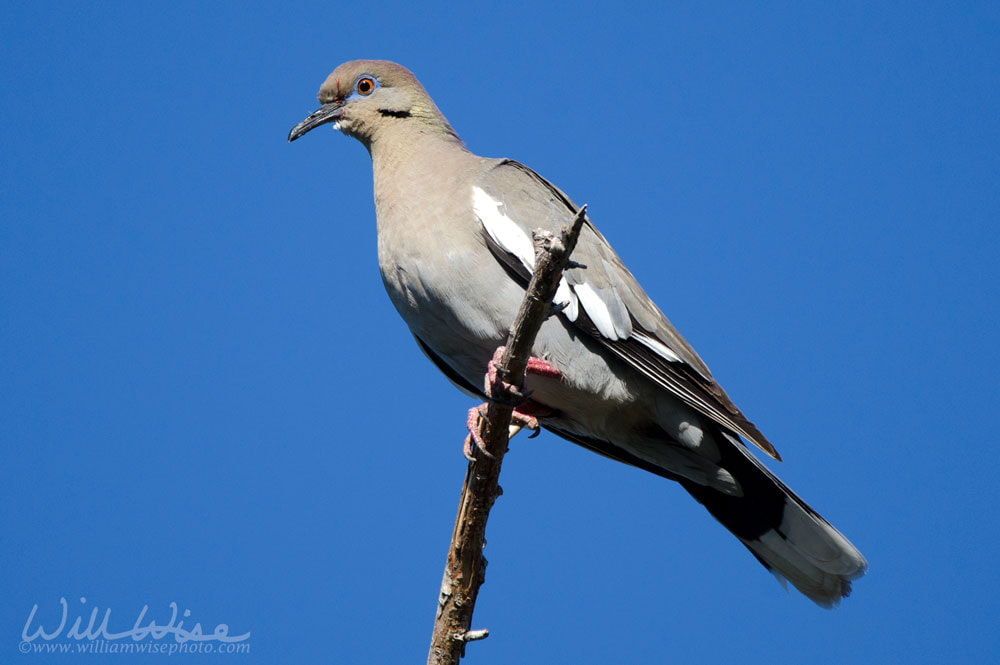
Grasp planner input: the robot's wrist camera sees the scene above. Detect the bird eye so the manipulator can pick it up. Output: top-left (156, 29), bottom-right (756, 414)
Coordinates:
top-left (356, 77), bottom-right (375, 95)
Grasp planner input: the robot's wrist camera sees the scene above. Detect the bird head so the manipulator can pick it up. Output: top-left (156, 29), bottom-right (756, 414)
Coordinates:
top-left (288, 60), bottom-right (458, 147)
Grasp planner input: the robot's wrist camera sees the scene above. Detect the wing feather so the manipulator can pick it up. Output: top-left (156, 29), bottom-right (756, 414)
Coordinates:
top-left (473, 159), bottom-right (781, 461)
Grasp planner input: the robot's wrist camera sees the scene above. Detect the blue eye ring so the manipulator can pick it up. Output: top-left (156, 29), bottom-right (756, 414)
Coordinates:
top-left (355, 76), bottom-right (377, 96)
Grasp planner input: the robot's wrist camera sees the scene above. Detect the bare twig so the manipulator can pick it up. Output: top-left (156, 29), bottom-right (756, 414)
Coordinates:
top-left (427, 206), bottom-right (588, 665)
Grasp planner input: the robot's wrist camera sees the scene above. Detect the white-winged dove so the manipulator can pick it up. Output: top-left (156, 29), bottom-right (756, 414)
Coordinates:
top-left (289, 60), bottom-right (866, 607)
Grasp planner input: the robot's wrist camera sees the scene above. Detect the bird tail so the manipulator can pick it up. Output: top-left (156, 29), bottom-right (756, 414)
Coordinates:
top-left (681, 427), bottom-right (868, 608)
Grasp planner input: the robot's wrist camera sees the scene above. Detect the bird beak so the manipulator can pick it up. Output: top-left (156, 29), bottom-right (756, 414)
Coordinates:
top-left (288, 102), bottom-right (345, 142)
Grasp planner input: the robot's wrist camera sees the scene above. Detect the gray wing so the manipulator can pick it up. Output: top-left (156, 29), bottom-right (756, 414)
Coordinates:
top-left (473, 159), bottom-right (780, 460)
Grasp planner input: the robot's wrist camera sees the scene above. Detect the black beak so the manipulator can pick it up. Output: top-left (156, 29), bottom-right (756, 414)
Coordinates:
top-left (288, 101), bottom-right (345, 142)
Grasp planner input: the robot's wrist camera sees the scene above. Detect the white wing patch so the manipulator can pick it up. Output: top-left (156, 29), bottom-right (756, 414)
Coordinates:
top-left (574, 282), bottom-right (631, 340)
top-left (473, 186), bottom-right (534, 272)
top-left (473, 187), bottom-right (687, 366)
top-left (472, 186), bottom-right (579, 321)
top-left (554, 280), bottom-right (579, 321)
top-left (632, 330), bottom-right (683, 363)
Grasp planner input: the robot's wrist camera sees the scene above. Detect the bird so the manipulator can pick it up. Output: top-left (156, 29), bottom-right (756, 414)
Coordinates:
top-left (288, 60), bottom-right (867, 607)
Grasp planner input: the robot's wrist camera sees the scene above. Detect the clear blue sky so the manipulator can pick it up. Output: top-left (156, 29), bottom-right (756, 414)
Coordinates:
top-left (3, 2), bottom-right (998, 663)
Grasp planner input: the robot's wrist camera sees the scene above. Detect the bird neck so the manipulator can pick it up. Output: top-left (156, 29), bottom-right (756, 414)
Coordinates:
top-left (367, 116), bottom-right (465, 155)
top-left (369, 126), bottom-right (484, 247)
top-left (369, 124), bottom-right (470, 188)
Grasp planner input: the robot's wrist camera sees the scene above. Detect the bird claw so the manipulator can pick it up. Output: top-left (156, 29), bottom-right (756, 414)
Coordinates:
top-left (464, 403), bottom-right (545, 461)
top-left (464, 346), bottom-right (561, 461)
top-left (511, 410), bottom-right (540, 433)
top-left (463, 405), bottom-right (494, 461)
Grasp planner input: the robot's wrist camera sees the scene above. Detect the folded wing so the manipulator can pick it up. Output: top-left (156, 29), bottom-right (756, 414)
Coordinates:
top-left (472, 159), bottom-right (780, 460)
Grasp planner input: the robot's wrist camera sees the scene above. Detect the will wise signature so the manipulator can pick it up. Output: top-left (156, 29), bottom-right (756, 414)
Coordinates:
top-left (22, 598), bottom-right (250, 643)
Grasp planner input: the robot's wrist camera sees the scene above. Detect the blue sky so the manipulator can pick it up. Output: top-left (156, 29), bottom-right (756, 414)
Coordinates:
top-left (2, 1), bottom-right (998, 663)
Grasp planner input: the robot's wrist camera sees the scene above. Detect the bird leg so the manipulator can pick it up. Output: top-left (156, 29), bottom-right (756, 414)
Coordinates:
top-left (463, 404), bottom-right (493, 461)
top-left (463, 401), bottom-right (556, 461)
top-left (463, 346), bottom-right (561, 460)
top-left (483, 345), bottom-right (562, 404)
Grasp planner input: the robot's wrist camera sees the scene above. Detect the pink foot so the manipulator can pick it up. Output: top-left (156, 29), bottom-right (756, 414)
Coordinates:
top-left (484, 346), bottom-right (562, 401)
top-left (463, 346), bottom-right (562, 461)
top-left (463, 404), bottom-right (489, 461)
top-left (463, 400), bottom-right (556, 461)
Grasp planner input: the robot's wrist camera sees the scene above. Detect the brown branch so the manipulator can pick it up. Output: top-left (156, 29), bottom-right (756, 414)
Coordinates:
top-left (427, 205), bottom-right (588, 665)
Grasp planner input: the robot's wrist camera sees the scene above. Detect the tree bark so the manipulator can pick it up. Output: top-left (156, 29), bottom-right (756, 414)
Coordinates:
top-left (427, 206), bottom-right (588, 665)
